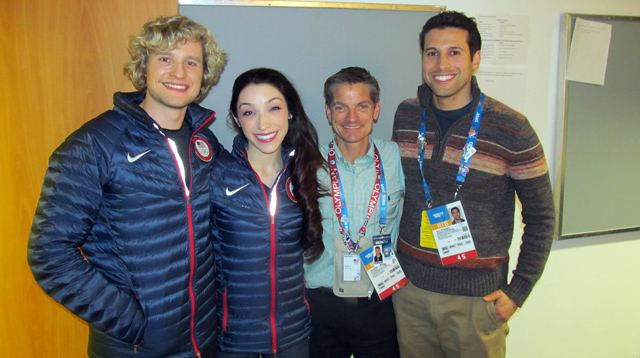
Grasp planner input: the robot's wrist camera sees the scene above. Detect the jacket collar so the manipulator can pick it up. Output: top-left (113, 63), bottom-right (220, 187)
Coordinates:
top-left (330, 138), bottom-right (375, 167)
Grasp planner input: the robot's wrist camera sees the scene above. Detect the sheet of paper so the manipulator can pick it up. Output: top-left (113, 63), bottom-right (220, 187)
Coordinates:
top-left (476, 66), bottom-right (527, 113)
top-left (566, 18), bottom-right (612, 85)
top-left (475, 15), bottom-right (529, 113)
top-left (477, 15), bottom-right (529, 66)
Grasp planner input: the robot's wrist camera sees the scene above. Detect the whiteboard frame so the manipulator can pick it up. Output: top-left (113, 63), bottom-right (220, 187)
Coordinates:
top-left (180, 0), bottom-right (444, 12)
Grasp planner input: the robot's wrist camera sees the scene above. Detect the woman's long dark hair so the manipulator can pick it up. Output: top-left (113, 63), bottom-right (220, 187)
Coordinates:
top-left (229, 68), bottom-right (325, 263)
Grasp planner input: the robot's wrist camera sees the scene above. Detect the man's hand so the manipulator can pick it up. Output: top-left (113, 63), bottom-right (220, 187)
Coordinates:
top-left (482, 290), bottom-right (517, 322)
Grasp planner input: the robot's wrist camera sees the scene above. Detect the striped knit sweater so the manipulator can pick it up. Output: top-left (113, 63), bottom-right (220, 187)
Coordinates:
top-left (392, 78), bottom-right (554, 306)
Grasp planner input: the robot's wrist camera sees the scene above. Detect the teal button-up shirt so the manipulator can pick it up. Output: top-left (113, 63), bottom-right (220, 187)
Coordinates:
top-left (304, 137), bottom-right (405, 297)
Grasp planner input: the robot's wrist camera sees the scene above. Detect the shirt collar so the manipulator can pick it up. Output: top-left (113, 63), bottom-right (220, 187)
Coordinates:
top-left (331, 138), bottom-right (375, 166)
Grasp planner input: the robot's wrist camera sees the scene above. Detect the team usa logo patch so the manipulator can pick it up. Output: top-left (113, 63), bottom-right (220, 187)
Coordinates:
top-left (285, 177), bottom-right (297, 203)
top-left (193, 136), bottom-right (213, 162)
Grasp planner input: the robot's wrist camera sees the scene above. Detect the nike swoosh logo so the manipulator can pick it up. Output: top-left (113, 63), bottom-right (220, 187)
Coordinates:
top-left (225, 183), bottom-right (250, 196)
top-left (127, 150), bottom-right (151, 163)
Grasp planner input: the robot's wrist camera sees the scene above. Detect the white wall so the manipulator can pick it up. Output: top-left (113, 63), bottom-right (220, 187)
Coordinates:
top-left (319, 0), bottom-right (640, 357)
top-left (511, 232), bottom-right (640, 358)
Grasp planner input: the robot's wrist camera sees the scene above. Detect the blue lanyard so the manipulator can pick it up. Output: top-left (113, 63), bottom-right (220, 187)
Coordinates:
top-left (328, 142), bottom-right (388, 251)
top-left (417, 94), bottom-right (485, 208)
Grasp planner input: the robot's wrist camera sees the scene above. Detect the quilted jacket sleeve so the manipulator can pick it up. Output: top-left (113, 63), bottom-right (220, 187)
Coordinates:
top-left (28, 125), bottom-right (146, 344)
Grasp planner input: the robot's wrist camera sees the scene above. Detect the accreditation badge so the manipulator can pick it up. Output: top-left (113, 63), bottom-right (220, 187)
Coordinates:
top-left (342, 253), bottom-right (362, 281)
top-left (420, 210), bottom-right (437, 249)
top-left (359, 234), bottom-right (408, 300)
top-left (426, 200), bottom-right (477, 265)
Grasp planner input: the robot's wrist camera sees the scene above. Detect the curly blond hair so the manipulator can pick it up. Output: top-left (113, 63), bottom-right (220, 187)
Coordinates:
top-left (124, 15), bottom-right (227, 103)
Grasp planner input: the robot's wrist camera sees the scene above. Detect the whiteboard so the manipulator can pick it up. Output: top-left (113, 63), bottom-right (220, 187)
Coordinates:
top-left (180, 0), bottom-right (442, 148)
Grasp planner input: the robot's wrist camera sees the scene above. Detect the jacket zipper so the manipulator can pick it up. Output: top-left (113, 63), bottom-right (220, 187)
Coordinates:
top-left (222, 288), bottom-right (229, 332)
top-left (159, 112), bottom-right (215, 357)
top-left (186, 200), bottom-right (201, 357)
top-left (269, 214), bottom-right (277, 354)
top-left (165, 136), bottom-right (201, 357)
top-left (425, 98), bottom-right (477, 163)
top-left (253, 177), bottom-right (278, 354)
top-left (245, 154), bottom-right (289, 354)
top-left (429, 110), bottom-right (446, 162)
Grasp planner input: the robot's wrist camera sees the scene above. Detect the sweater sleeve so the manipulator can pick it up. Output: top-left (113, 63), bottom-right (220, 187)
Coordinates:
top-left (502, 121), bottom-right (555, 307)
top-left (27, 126), bottom-right (146, 344)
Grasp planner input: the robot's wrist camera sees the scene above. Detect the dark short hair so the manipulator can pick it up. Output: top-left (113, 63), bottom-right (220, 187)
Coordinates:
top-left (323, 66), bottom-right (380, 105)
top-left (419, 11), bottom-right (481, 56)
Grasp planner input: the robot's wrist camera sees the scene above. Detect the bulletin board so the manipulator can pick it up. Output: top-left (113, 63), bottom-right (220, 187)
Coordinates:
top-left (555, 14), bottom-right (640, 239)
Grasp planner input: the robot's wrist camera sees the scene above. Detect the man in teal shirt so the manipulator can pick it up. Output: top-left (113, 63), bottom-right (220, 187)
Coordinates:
top-left (304, 67), bottom-right (405, 358)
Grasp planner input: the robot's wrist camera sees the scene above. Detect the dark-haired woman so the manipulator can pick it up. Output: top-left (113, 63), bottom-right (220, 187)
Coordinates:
top-left (210, 68), bottom-right (324, 358)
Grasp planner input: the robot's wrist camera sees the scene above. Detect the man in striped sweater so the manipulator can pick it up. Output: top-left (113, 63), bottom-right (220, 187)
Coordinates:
top-left (391, 11), bottom-right (555, 358)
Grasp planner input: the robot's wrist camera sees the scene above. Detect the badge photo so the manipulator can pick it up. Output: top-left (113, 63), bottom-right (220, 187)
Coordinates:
top-left (193, 136), bottom-right (213, 162)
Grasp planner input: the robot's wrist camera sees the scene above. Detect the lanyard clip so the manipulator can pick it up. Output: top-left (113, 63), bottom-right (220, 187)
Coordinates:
top-left (454, 184), bottom-right (463, 199)
top-left (346, 237), bottom-right (357, 252)
top-left (417, 133), bottom-right (426, 153)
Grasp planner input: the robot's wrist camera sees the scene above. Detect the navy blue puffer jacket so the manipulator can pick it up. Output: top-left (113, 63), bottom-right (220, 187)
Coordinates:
top-left (211, 135), bottom-right (311, 354)
top-left (28, 91), bottom-right (222, 357)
